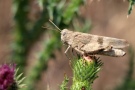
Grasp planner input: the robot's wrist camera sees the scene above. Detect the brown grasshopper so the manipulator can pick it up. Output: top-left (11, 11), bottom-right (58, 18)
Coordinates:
top-left (49, 20), bottom-right (129, 57)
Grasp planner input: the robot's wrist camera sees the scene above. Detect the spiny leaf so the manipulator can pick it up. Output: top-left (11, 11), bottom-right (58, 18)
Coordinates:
top-left (16, 73), bottom-right (23, 80)
top-left (18, 77), bottom-right (26, 84)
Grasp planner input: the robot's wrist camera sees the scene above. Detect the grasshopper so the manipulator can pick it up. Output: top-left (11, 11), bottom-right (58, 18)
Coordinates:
top-left (49, 20), bottom-right (129, 57)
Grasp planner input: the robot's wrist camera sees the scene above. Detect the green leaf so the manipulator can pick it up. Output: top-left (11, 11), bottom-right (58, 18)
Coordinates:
top-left (128, 0), bottom-right (135, 15)
top-left (62, 0), bottom-right (85, 24)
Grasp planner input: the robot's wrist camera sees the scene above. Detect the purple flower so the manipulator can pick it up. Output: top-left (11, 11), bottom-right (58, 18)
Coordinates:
top-left (0, 64), bottom-right (16, 90)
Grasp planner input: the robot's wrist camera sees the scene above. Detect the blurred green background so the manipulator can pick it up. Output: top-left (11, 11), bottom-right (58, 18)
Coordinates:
top-left (0, 0), bottom-right (135, 90)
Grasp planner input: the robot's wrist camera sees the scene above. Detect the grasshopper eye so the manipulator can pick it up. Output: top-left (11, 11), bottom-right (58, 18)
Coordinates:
top-left (62, 31), bottom-right (66, 36)
top-left (61, 29), bottom-right (69, 37)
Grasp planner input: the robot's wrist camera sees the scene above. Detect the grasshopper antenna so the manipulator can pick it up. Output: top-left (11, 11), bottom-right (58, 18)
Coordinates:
top-left (42, 26), bottom-right (54, 30)
top-left (49, 19), bottom-right (61, 32)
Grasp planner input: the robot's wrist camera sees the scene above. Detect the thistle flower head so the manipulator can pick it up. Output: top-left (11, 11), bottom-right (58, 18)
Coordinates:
top-left (0, 64), bottom-right (16, 90)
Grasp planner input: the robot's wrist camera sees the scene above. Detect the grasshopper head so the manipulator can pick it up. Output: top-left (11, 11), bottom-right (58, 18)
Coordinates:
top-left (61, 29), bottom-right (73, 45)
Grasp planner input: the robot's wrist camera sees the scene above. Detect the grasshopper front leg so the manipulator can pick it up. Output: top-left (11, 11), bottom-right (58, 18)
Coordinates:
top-left (64, 45), bottom-right (71, 60)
